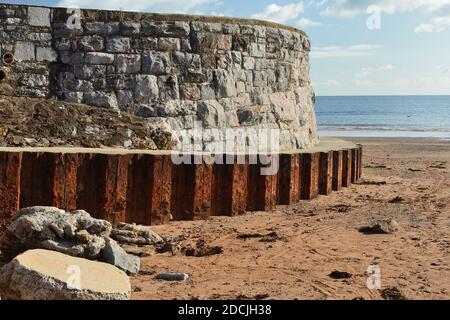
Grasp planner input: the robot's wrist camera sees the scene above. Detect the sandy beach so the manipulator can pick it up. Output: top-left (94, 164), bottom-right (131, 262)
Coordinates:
top-left (129, 137), bottom-right (450, 300)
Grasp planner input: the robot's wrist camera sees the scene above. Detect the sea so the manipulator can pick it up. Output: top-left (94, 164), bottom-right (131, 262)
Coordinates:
top-left (316, 95), bottom-right (450, 140)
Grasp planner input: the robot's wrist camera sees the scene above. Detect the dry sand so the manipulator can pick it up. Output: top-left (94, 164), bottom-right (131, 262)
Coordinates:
top-left (130, 138), bottom-right (450, 300)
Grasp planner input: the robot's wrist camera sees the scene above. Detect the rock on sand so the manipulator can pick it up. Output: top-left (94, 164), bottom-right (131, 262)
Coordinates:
top-left (0, 249), bottom-right (131, 300)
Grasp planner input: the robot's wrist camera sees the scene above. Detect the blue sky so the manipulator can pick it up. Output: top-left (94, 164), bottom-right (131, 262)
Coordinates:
top-left (5, 0), bottom-right (450, 96)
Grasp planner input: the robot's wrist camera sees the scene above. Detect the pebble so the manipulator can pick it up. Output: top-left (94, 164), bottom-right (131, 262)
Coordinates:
top-left (155, 273), bottom-right (189, 282)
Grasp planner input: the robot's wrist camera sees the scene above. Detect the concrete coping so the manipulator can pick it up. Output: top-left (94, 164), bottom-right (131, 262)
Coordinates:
top-left (0, 137), bottom-right (357, 155)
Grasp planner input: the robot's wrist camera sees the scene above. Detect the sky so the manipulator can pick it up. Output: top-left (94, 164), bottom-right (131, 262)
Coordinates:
top-left (4, 0), bottom-right (450, 96)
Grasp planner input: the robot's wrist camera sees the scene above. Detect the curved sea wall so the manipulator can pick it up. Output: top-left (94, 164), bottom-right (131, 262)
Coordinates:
top-left (0, 4), bottom-right (318, 150)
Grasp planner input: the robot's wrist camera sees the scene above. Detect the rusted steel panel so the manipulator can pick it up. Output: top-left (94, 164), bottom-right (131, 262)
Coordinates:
top-left (125, 154), bottom-right (152, 225)
top-left (211, 155), bottom-right (234, 216)
top-left (264, 173), bottom-right (278, 210)
top-left (319, 151), bottom-right (333, 196)
top-left (332, 150), bottom-right (343, 191)
top-left (0, 152), bottom-right (22, 222)
top-left (149, 155), bottom-right (172, 225)
top-left (300, 153), bottom-right (320, 200)
top-left (246, 161), bottom-right (263, 211)
top-left (277, 154), bottom-right (300, 205)
top-left (170, 159), bottom-right (195, 221)
top-left (351, 148), bottom-right (358, 183)
top-left (0, 144), bottom-right (364, 226)
top-left (63, 153), bottom-right (78, 210)
top-left (357, 144), bottom-right (363, 180)
top-left (76, 153), bottom-right (107, 220)
top-left (247, 158), bottom-right (279, 211)
top-left (52, 153), bottom-right (65, 209)
top-left (230, 158), bottom-right (248, 216)
top-left (53, 153), bottom-right (78, 210)
top-left (246, 162), bottom-right (258, 211)
top-left (192, 162), bottom-right (213, 220)
top-left (20, 152), bottom-right (55, 208)
top-left (100, 154), bottom-right (131, 224)
top-left (342, 149), bottom-right (352, 187)
top-left (113, 154), bottom-right (129, 224)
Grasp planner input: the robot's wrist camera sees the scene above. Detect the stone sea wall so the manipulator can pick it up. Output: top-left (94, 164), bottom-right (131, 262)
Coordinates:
top-left (0, 3), bottom-right (319, 150)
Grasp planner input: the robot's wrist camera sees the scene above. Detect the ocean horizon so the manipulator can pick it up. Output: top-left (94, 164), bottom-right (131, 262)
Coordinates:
top-left (315, 95), bottom-right (450, 139)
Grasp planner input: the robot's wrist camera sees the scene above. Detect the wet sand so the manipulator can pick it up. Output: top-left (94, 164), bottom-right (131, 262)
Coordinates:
top-left (130, 138), bottom-right (450, 300)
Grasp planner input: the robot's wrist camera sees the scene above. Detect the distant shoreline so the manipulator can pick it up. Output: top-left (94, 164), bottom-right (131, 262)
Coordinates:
top-left (320, 130), bottom-right (450, 140)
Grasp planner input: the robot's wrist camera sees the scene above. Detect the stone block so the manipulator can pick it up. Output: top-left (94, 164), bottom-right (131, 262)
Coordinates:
top-left (85, 22), bottom-right (120, 35)
top-left (85, 52), bottom-right (115, 64)
top-left (60, 52), bottom-right (84, 64)
top-left (116, 90), bottom-right (134, 110)
top-left (201, 84), bottom-right (216, 100)
top-left (217, 34), bottom-right (232, 50)
top-left (28, 6), bottom-right (50, 27)
top-left (79, 35), bottom-right (105, 52)
top-left (120, 21), bottom-right (140, 35)
top-left (116, 54), bottom-right (141, 74)
top-left (141, 21), bottom-right (190, 37)
top-left (14, 41), bottom-right (35, 61)
top-left (197, 100), bottom-right (226, 128)
top-left (74, 64), bottom-right (107, 80)
top-left (63, 91), bottom-right (83, 103)
top-left (214, 70), bottom-right (237, 98)
top-left (142, 52), bottom-right (171, 75)
top-left (180, 83), bottom-right (201, 101)
top-left (158, 37), bottom-right (180, 51)
top-left (134, 75), bottom-right (159, 103)
top-left (249, 43), bottom-right (265, 58)
top-left (36, 47), bottom-right (57, 62)
top-left (84, 91), bottom-right (118, 109)
top-left (158, 75), bottom-right (179, 101)
top-left (106, 36), bottom-right (131, 53)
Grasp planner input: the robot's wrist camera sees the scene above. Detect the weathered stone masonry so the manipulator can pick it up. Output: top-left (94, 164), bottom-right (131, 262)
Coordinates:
top-left (0, 4), bottom-right (319, 151)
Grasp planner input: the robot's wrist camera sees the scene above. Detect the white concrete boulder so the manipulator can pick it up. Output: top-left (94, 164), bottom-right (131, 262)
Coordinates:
top-left (111, 222), bottom-right (164, 246)
top-left (102, 238), bottom-right (140, 275)
top-left (0, 249), bottom-right (131, 300)
top-left (0, 207), bottom-right (112, 260)
top-left (0, 207), bottom-right (141, 275)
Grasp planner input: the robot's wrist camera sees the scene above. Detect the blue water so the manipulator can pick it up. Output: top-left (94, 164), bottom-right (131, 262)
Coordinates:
top-left (316, 96), bottom-right (450, 139)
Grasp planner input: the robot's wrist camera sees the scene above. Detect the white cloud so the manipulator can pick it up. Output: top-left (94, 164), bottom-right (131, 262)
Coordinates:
top-left (435, 65), bottom-right (450, 73)
top-left (415, 24), bottom-right (436, 33)
top-left (353, 79), bottom-right (375, 86)
top-left (320, 0), bottom-right (450, 32)
top-left (307, 0), bottom-right (328, 8)
top-left (297, 17), bottom-right (322, 28)
top-left (251, 1), bottom-right (305, 24)
top-left (311, 44), bottom-right (385, 59)
top-left (393, 74), bottom-right (450, 88)
top-left (354, 64), bottom-right (394, 78)
top-left (313, 79), bottom-right (343, 87)
top-left (57, 0), bottom-right (220, 13)
top-left (415, 17), bottom-right (450, 32)
top-left (322, 0), bottom-right (450, 17)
